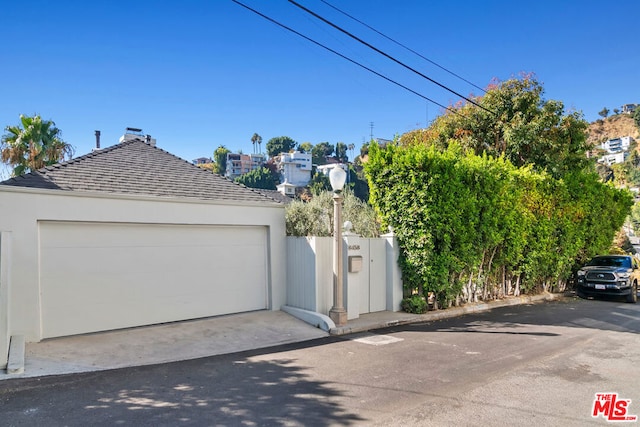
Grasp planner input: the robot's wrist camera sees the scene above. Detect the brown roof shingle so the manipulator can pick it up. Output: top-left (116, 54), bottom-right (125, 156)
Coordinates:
top-left (0, 140), bottom-right (280, 205)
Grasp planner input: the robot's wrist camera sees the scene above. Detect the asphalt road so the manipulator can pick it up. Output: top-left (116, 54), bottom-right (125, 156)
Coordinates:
top-left (1, 296), bottom-right (638, 426)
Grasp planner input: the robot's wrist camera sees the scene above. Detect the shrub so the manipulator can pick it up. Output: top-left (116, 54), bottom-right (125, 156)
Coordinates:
top-left (285, 190), bottom-right (381, 237)
top-left (401, 295), bottom-right (428, 314)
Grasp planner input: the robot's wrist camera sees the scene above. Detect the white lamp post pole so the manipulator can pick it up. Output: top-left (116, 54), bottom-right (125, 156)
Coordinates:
top-left (329, 166), bottom-right (347, 326)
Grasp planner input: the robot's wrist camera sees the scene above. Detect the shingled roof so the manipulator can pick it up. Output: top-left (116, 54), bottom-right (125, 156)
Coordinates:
top-left (0, 140), bottom-right (281, 205)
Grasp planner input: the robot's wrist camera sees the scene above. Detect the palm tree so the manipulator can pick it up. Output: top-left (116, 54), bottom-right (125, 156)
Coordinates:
top-left (251, 133), bottom-right (262, 154)
top-left (1, 114), bottom-right (74, 176)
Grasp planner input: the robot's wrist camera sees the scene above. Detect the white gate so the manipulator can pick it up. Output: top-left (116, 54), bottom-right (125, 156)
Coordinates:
top-left (286, 233), bottom-right (403, 321)
top-left (353, 238), bottom-right (387, 315)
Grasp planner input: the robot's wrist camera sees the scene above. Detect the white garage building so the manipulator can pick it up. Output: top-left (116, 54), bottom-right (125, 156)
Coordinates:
top-left (0, 139), bottom-right (286, 368)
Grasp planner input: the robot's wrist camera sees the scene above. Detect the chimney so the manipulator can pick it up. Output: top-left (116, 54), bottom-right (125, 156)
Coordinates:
top-left (95, 130), bottom-right (101, 149)
top-left (145, 134), bottom-right (156, 147)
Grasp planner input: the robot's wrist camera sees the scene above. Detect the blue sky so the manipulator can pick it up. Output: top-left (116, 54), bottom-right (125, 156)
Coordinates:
top-left (1, 0), bottom-right (638, 169)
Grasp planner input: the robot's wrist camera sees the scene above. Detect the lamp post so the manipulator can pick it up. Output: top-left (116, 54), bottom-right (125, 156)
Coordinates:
top-left (329, 165), bottom-right (348, 326)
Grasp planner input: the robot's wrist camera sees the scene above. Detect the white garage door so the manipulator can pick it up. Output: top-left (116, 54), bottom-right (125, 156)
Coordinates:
top-left (39, 221), bottom-right (268, 338)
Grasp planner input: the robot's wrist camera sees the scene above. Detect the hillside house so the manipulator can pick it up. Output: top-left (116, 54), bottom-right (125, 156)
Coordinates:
top-left (277, 151), bottom-right (312, 187)
top-left (601, 136), bottom-right (635, 153)
top-left (225, 153), bottom-right (266, 180)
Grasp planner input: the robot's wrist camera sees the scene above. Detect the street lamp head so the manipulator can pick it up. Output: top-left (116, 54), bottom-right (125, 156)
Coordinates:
top-left (329, 166), bottom-right (347, 193)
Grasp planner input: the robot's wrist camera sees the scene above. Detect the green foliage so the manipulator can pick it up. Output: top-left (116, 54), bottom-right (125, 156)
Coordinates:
top-left (630, 202), bottom-right (640, 234)
top-left (360, 142), bottom-right (369, 158)
top-left (312, 142), bottom-right (334, 165)
top-left (401, 295), bottom-right (428, 314)
top-left (599, 107), bottom-right (610, 118)
top-left (365, 140), bottom-right (633, 307)
top-left (213, 145), bottom-right (230, 175)
top-left (406, 75), bottom-right (592, 179)
top-left (299, 142), bottom-right (313, 154)
top-left (335, 142), bottom-right (348, 163)
top-left (1, 114), bottom-right (74, 176)
top-left (634, 109), bottom-right (640, 130)
top-left (348, 163), bottom-right (369, 202)
top-left (285, 190), bottom-right (380, 237)
top-left (308, 171), bottom-right (331, 195)
top-left (608, 141), bottom-right (640, 187)
top-left (266, 136), bottom-right (297, 157)
top-left (234, 167), bottom-right (277, 190)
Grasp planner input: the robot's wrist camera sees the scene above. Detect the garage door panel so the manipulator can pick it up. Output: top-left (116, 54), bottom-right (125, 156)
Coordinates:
top-left (39, 221), bottom-right (268, 338)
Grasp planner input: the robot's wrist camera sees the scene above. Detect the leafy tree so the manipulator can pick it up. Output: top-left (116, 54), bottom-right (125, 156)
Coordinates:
top-left (285, 190), bottom-right (380, 237)
top-left (311, 142), bottom-right (334, 165)
top-left (360, 142), bottom-right (370, 158)
top-left (613, 108), bottom-right (620, 115)
top-left (400, 74), bottom-right (592, 178)
top-left (234, 167), bottom-right (276, 190)
top-left (1, 114), bottom-right (74, 176)
top-left (308, 171), bottom-right (331, 195)
top-left (213, 145), bottom-right (230, 175)
top-left (251, 133), bottom-right (262, 154)
top-left (348, 163), bottom-right (369, 202)
top-left (634, 108), bottom-right (640, 130)
top-left (298, 142), bottom-right (313, 154)
top-left (599, 107), bottom-right (610, 119)
top-left (263, 158), bottom-right (281, 184)
top-left (595, 162), bottom-right (614, 182)
top-left (266, 136), bottom-right (296, 157)
top-left (335, 142), bottom-right (348, 163)
top-left (630, 202), bottom-right (640, 234)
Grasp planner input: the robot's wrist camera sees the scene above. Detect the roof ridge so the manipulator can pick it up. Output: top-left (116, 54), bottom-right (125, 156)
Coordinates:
top-left (0, 140), bottom-right (280, 205)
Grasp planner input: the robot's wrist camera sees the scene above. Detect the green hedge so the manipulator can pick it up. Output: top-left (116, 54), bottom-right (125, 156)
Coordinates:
top-left (365, 142), bottom-right (633, 308)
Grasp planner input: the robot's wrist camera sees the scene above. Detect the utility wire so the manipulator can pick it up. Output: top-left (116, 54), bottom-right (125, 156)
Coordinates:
top-left (288, 0), bottom-right (495, 115)
top-left (231, 0), bottom-right (458, 115)
top-left (319, 0), bottom-right (486, 94)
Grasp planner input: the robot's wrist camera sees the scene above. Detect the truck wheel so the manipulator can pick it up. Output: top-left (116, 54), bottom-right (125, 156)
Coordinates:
top-left (626, 282), bottom-right (638, 304)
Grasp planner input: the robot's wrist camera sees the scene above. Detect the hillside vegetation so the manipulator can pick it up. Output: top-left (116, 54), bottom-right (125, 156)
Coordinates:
top-left (587, 114), bottom-right (639, 146)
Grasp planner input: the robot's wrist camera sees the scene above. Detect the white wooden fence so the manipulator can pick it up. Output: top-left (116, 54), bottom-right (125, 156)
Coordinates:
top-left (286, 232), bottom-right (403, 320)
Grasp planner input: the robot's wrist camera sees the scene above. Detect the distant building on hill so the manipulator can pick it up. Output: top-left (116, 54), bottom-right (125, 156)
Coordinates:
top-left (192, 157), bottom-right (212, 165)
top-left (599, 152), bottom-right (628, 166)
top-left (622, 104), bottom-right (638, 115)
top-left (598, 136), bottom-right (636, 166)
top-left (600, 136), bottom-right (635, 153)
top-left (276, 151), bottom-right (312, 187)
top-left (225, 153), bottom-right (265, 180)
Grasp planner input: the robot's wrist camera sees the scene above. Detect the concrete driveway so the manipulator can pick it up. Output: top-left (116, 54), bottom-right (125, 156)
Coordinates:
top-left (1, 310), bottom-right (328, 380)
top-left (1, 293), bottom-right (564, 381)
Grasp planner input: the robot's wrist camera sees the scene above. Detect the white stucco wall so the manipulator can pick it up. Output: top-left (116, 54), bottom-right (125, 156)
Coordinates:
top-left (0, 186), bottom-right (286, 342)
top-left (0, 232), bottom-right (11, 368)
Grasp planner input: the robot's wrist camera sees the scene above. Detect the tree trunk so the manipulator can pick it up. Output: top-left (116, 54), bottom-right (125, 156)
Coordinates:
top-left (466, 273), bottom-right (473, 304)
top-left (476, 252), bottom-right (486, 303)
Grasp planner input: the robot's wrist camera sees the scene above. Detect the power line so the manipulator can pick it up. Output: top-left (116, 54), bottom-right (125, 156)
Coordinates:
top-left (319, 0), bottom-right (486, 94)
top-left (288, 0), bottom-right (495, 116)
top-left (231, 0), bottom-right (459, 115)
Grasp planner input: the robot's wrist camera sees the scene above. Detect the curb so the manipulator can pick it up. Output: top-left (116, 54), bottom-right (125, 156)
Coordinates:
top-left (329, 292), bottom-right (568, 336)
